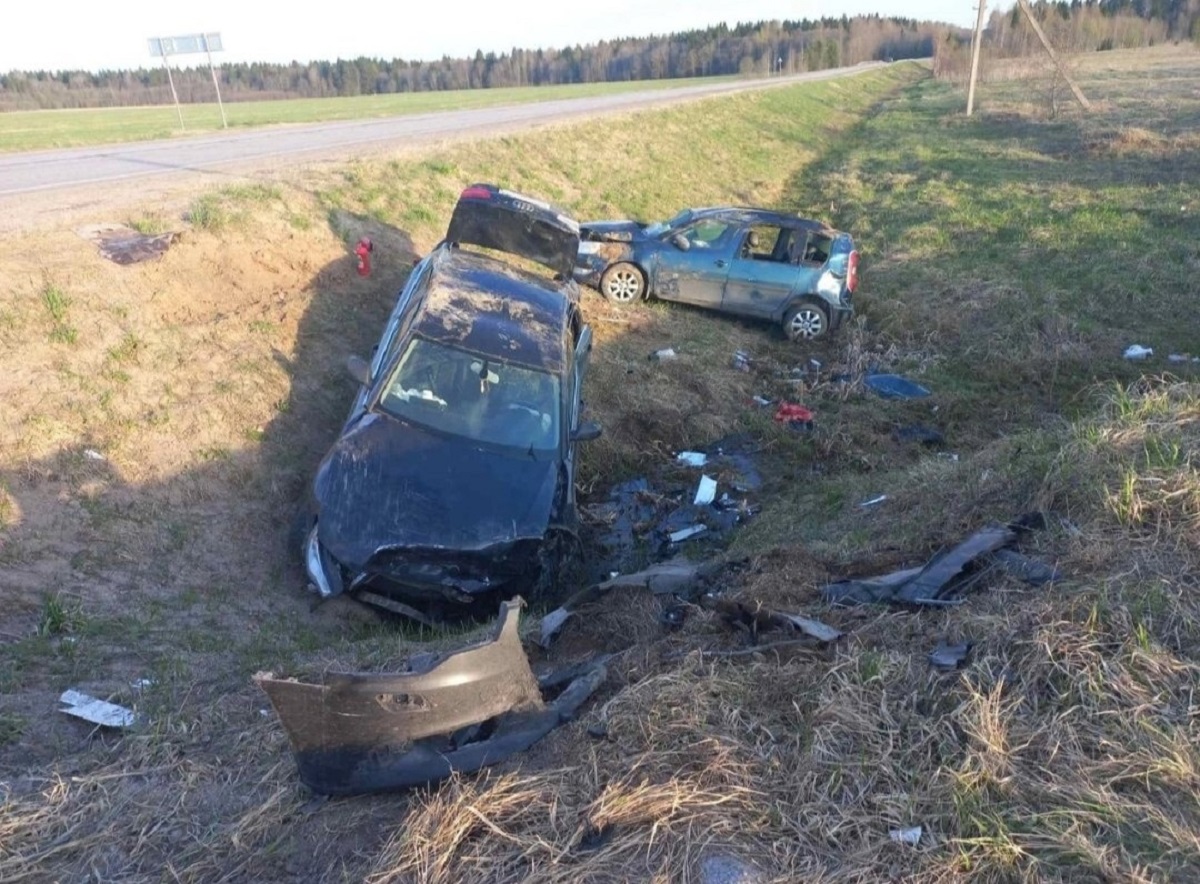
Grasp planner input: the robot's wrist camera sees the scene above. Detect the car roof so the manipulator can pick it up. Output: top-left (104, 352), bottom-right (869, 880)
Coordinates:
top-left (412, 246), bottom-right (572, 373)
top-left (688, 206), bottom-right (838, 233)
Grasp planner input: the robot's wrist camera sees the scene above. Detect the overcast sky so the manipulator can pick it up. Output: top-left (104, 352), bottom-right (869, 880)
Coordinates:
top-left (0, 0), bottom-right (977, 74)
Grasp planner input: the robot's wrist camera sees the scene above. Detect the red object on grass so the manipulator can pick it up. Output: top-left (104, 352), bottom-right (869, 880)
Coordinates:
top-left (354, 237), bottom-right (373, 277)
top-left (774, 402), bottom-right (815, 424)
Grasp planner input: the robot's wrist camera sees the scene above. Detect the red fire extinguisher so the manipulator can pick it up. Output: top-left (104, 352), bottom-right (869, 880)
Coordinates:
top-left (354, 237), bottom-right (373, 277)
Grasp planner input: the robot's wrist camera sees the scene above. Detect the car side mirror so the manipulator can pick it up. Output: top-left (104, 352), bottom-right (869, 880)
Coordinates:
top-left (671, 233), bottom-right (690, 251)
top-left (346, 354), bottom-right (371, 387)
top-left (570, 421), bottom-right (602, 443)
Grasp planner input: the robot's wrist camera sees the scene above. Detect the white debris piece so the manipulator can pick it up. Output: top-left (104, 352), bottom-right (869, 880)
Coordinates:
top-left (694, 475), bottom-right (717, 506)
top-left (669, 525), bottom-right (707, 543)
top-left (859, 494), bottom-right (888, 508)
top-left (59, 689), bottom-right (135, 728)
top-left (83, 449), bottom-right (105, 461)
top-left (1124, 344), bottom-right (1153, 361)
top-left (676, 451), bottom-right (708, 467)
top-left (889, 825), bottom-right (922, 846)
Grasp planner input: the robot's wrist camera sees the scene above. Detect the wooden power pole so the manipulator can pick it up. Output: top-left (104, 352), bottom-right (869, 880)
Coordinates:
top-left (1016, 0), bottom-right (1092, 111)
top-left (966, 0), bottom-right (987, 116)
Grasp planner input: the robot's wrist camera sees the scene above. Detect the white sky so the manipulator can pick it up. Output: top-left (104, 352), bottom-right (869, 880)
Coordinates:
top-left (0, 0), bottom-right (976, 74)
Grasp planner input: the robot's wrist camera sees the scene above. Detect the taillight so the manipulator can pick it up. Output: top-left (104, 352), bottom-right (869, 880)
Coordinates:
top-left (459, 185), bottom-right (492, 201)
top-left (847, 249), bottom-right (859, 293)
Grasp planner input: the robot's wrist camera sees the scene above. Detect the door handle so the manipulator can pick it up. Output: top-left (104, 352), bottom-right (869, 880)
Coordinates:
top-left (714, 259), bottom-right (727, 268)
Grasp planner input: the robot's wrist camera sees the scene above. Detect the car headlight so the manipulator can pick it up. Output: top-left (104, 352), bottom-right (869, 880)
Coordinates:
top-left (576, 241), bottom-right (604, 257)
top-left (305, 526), bottom-right (343, 598)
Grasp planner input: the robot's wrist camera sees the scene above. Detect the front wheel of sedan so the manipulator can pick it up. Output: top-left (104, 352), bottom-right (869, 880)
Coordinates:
top-left (783, 302), bottom-right (830, 341)
top-left (600, 263), bottom-right (645, 304)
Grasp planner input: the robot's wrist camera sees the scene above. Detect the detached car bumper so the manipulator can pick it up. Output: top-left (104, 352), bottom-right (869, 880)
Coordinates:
top-left (256, 599), bottom-right (606, 795)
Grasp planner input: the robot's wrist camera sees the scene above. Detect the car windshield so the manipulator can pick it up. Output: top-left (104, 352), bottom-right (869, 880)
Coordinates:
top-left (377, 337), bottom-right (561, 452)
top-left (643, 209), bottom-right (694, 238)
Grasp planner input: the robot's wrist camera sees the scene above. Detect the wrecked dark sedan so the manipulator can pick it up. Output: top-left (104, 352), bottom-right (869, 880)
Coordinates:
top-left (301, 184), bottom-right (599, 618)
top-left (575, 207), bottom-right (858, 340)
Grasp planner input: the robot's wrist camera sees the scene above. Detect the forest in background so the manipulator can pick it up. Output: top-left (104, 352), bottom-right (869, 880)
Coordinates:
top-left (2, 2), bottom-right (1196, 112)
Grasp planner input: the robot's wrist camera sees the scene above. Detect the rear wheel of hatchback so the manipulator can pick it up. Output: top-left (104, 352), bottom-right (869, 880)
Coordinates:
top-left (783, 301), bottom-right (830, 341)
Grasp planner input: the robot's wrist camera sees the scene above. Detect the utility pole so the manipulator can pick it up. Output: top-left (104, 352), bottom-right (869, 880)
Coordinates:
top-left (966, 0), bottom-right (986, 116)
top-left (1016, 0), bottom-right (1092, 110)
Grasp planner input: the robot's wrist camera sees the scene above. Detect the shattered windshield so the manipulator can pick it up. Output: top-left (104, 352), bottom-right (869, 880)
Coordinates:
top-left (643, 209), bottom-right (694, 238)
top-left (377, 337), bottom-right (561, 452)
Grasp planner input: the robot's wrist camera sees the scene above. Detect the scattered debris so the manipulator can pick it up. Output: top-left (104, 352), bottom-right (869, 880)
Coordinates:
top-left (864, 373), bottom-right (931, 400)
top-left (750, 395), bottom-right (773, 407)
top-left (893, 424), bottom-right (944, 446)
top-left (83, 449), bottom-right (106, 461)
top-left (774, 401), bottom-right (814, 429)
top-left (929, 641), bottom-right (973, 670)
top-left (257, 600), bottom-right (605, 795)
top-left (731, 350), bottom-right (752, 372)
top-left (1123, 344), bottom-right (1153, 361)
top-left (1167, 353), bottom-right (1200, 364)
top-left (659, 604), bottom-right (688, 630)
top-left (649, 347), bottom-right (678, 362)
top-left (711, 598), bottom-right (843, 644)
top-left (859, 494), bottom-right (888, 508)
top-left (59, 689), bottom-right (136, 728)
top-left (539, 559), bottom-right (718, 646)
top-left (670, 524), bottom-right (708, 543)
top-left (889, 825), bottom-right (923, 846)
top-left (936, 452), bottom-right (960, 462)
top-left (823, 517), bottom-right (1059, 607)
top-left (694, 475), bottom-right (717, 506)
top-left (700, 852), bottom-right (769, 884)
top-left (77, 224), bottom-right (179, 265)
top-left (676, 451), bottom-right (708, 467)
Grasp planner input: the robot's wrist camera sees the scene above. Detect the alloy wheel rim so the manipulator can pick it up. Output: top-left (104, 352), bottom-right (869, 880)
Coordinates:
top-left (606, 271), bottom-right (640, 302)
top-left (790, 309), bottom-right (824, 339)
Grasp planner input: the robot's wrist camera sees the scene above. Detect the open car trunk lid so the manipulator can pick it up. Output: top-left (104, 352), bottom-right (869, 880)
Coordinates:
top-left (446, 184), bottom-right (580, 280)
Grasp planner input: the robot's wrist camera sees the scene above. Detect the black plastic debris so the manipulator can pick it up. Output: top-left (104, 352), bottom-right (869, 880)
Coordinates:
top-left (893, 424), bottom-right (944, 446)
top-left (929, 641), bottom-right (973, 670)
top-left (822, 517), bottom-right (1061, 607)
top-left (659, 604), bottom-right (688, 630)
top-left (78, 224), bottom-right (179, 265)
top-left (865, 373), bottom-right (931, 400)
top-left (711, 598), bottom-right (843, 644)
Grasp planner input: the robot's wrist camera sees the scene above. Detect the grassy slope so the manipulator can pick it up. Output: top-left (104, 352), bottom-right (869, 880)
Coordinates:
top-left (0, 74), bottom-right (738, 153)
top-left (3, 47), bottom-right (1200, 882)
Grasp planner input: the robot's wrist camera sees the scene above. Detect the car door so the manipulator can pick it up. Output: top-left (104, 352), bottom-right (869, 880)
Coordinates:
top-left (652, 218), bottom-right (735, 308)
top-left (721, 224), bottom-right (800, 319)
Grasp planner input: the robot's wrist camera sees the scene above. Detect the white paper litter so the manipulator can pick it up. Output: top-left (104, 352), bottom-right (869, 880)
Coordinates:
top-left (83, 449), bottom-right (105, 461)
top-left (59, 689), bottom-right (135, 728)
top-left (889, 825), bottom-right (922, 846)
top-left (694, 475), bottom-right (717, 506)
top-left (676, 451), bottom-right (708, 467)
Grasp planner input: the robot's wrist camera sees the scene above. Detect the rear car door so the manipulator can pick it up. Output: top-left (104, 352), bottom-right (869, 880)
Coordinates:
top-left (721, 224), bottom-right (800, 319)
top-left (652, 218), bottom-right (735, 308)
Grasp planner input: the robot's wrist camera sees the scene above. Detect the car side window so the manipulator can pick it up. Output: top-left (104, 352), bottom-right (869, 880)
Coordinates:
top-left (739, 225), bottom-right (783, 261)
top-left (681, 219), bottom-right (730, 249)
top-left (371, 261), bottom-right (431, 379)
top-left (785, 230), bottom-right (833, 266)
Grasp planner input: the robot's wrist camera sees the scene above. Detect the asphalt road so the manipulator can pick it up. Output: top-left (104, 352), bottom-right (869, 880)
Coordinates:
top-left (0, 63), bottom-right (889, 233)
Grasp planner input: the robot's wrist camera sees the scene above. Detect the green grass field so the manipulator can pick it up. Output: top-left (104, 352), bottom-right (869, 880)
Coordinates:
top-left (3, 46), bottom-right (1200, 882)
top-left (0, 73), bottom-right (739, 153)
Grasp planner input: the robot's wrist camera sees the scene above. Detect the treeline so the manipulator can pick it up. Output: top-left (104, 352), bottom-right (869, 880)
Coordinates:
top-left (934, 0), bottom-right (1198, 83)
top-left (0, 16), bottom-right (945, 112)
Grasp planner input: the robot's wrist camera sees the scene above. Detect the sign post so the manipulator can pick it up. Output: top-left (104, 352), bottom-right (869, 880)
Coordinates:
top-left (148, 33), bottom-right (227, 132)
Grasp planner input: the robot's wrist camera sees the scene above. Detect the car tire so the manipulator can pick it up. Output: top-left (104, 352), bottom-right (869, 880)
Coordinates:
top-left (783, 301), bottom-right (830, 341)
top-left (600, 262), bottom-right (645, 304)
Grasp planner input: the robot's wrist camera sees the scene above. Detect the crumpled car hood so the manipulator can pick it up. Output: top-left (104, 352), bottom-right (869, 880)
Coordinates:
top-left (314, 412), bottom-right (559, 569)
top-left (580, 220), bottom-right (648, 242)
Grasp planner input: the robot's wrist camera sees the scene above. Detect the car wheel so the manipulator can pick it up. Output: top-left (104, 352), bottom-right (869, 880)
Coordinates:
top-left (600, 262), bottom-right (645, 304)
top-left (783, 302), bottom-right (830, 341)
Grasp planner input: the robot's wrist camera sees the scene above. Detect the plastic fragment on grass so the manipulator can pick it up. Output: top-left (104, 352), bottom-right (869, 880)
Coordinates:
top-left (59, 689), bottom-right (135, 728)
top-left (649, 347), bottom-right (677, 362)
top-left (669, 524), bottom-right (707, 543)
top-left (694, 475), bottom-right (717, 506)
top-left (864, 373), bottom-right (931, 399)
top-left (929, 641), bottom-right (972, 670)
top-left (859, 494), bottom-right (888, 508)
top-left (676, 451), bottom-right (708, 467)
top-left (1124, 344), bottom-right (1153, 360)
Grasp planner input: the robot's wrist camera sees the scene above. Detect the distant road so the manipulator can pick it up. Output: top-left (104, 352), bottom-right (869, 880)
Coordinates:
top-left (0, 64), bottom-right (885, 199)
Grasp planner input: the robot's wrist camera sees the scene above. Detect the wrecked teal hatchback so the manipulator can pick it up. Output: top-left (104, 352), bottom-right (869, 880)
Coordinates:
top-left (574, 207), bottom-right (858, 340)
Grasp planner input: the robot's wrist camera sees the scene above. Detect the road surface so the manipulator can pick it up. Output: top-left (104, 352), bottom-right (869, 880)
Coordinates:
top-left (0, 64), bottom-right (884, 232)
